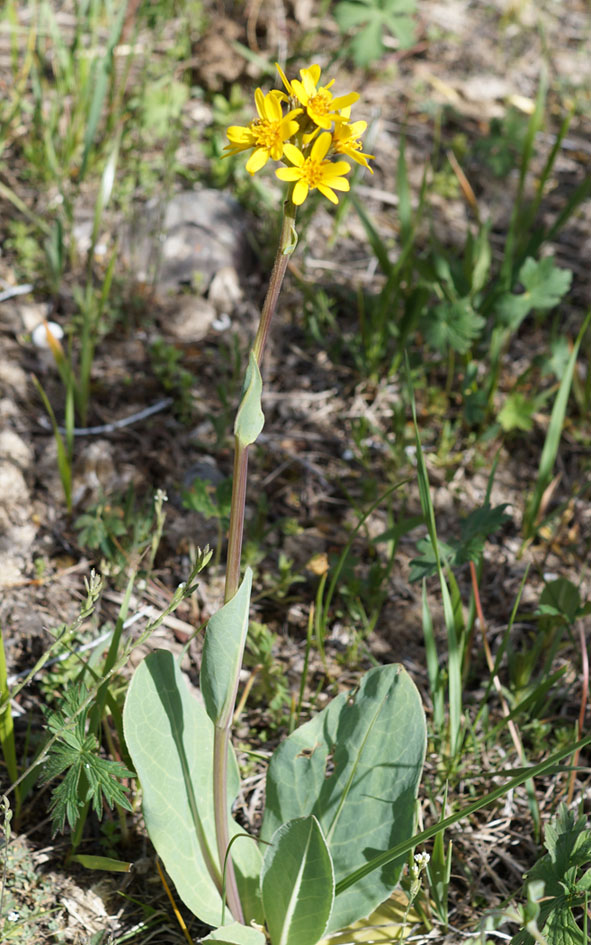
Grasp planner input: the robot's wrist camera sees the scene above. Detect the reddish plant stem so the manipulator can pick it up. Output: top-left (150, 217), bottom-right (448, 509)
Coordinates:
top-left (213, 199), bottom-right (297, 924)
top-left (469, 561), bottom-right (524, 760)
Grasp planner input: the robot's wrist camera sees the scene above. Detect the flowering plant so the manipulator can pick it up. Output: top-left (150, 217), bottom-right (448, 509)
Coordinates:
top-left (123, 62), bottom-right (425, 945)
top-left (225, 63), bottom-right (373, 205)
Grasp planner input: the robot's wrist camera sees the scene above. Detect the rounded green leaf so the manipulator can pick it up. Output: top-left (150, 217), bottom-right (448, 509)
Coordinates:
top-left (123, 650), bottom-right (262, 927)
top-left (261, 665), bottom-right (426, 934)
top-left (262, 815), bottom-right (334, 945)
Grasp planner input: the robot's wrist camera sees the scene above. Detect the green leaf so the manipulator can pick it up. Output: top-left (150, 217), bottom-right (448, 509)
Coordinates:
top-left (456, 504), bottom-right (511, 563)
top-left (523, 310), bottom-right (590, 537)
top-left (409, 536), bottom-right (456, 581)
top-left (334, 0), bottom-right (417, 67)
top-left (71, 855), bottom-right (132, 872)
top-left (498, 392), bottom-right (536, 432)
top-left (261, 815), bottom-right (335, 945)
top-left (409, 504), bottom-right (511, 579)
top-left (496, 257), bottom-right (573, 330)
top-left (123, 650), bottom-right (263, 927)
top-left (468, 221), bottom-right (492, 295)
top-left (202, 923), bottom-right (266, 945)
top-left (235, 350), bottom-right (264, 447)
top-left (40, 689), bottom-right (133, 835)
top-left (424, 298), bottom-right (485, 354)
top-left (512, 805), bottom-right (591, 945)
top-left (201, 568), bottom-right (252, 728)
top-left (538, 578), bottom-right (581, 625)
top-left (182, 479), bottom-right (218, 518)
top-left (261, 665), bottom-right (425, 933)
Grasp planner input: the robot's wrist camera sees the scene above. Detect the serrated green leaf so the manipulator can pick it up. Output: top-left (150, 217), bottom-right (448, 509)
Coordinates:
top-left (123, 650), bottom-right (263, 927)
top-left (424, 298), bottom-right (485, 354)
top-left (512, 805), bottom-right (591, 945)
top-left (335, 0), bottom-right (417, 66)
top-left (496, 257), bottom-right (573, 330)
top-left (261, 815), bottom-right (334, 945)
top-left (410, 504), bottom-right (511, 578)
top-left (201, 568), bottom-right (252, 728)
top-left (334, 1), bottom-right (371, 31)
top-left (261, 665), bottom-right (425, 933)
top-left (498, 392), bottom-right (536, 432)
top-left (235, 350), bottom-right (264, 447)
top-left (539, 578), bottom-right (581, 624)
top-left (409, 536), bottom-right (456, 581)
top-left (457, 504), bottom-right (511, 563)
top-left (350, 18), bottom-right (384, 68)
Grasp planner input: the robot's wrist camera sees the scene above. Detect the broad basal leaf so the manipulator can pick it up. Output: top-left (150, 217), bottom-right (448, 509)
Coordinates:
top-left (261, 664), bottom-right (426, 934)
top-left (123, 650), bottom-right (262, 927)
top-left (261, 815), bottom-right (334, 945)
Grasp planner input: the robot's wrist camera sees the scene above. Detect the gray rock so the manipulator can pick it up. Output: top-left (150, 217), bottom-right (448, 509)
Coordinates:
top-left (123, 189), bottom-right (251, 297)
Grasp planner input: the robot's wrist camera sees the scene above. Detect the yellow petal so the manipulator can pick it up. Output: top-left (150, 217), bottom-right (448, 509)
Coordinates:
top-left (290, 78), bottom-right (308, 105)
top-left (226, 125), bottom-right (254, 143)
top-left (311, 132), bottom-right (332, 162)
top-left (302, 64), bottom-right (321, 85)
top-left (309, 111), bottom-right (333, 130)
top-left (246, 148), bottom-right (269, 174)
top-left (276, 166), bottom-right (301, 181)
top-left (264, 91), bottom-right (283, 122)
top-left (275, 62), bottom-right (292, 94)
top-left (292, 179), bottom-right (309, 204)
top-left (254, 88), bottom-right (266, 119)
top-left (317, 184), bottom-right (338, 204)
top-left (321, 160), bottom-right (350, 178)
top-left (283, 142), bottom-right (305, 166)
top-left (324, 176), bottom-right (349, 192)
top-left (332, 92), bottom-right (360, 110)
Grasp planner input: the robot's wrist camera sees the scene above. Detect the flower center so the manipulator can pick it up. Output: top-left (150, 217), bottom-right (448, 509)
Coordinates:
top-left (252, 119), bottom-right (281, 151)
top-left (308, 90), bottom-right (332, 116)
top-left (301, 158), bottom-right (324, 187)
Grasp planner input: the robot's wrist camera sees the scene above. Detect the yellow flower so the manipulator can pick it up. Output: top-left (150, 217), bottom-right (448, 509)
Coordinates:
top-left (276, 132), bottom-right (351, 205)
top-left (332, 109), bottom-right (374, 173)
top-left (224, 88), bottom-right (301, 174)
top-left (289, 64), bottom-right (359, 130)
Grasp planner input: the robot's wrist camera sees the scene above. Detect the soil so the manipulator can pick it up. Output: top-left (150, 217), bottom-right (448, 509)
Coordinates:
top-left (1, 0), bottom-right (590, 942)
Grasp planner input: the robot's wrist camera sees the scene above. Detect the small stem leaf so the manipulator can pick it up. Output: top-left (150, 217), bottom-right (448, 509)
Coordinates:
top-left (261, 665), bottom-right (426, 934)
top-left (234, 351), bottom-right (265, 447)
top-left (123, 650), bottom-right (263, 927)
top-left (201, 568), bottom-right (253, 729)
top-left (261, 815), bottom-right (335, 945)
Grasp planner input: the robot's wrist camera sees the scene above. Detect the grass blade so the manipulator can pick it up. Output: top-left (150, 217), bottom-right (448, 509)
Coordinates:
top-left (523, 309), bottom-right (591, 539)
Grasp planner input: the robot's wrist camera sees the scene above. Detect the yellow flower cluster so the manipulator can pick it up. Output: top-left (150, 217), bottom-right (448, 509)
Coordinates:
top-left (224, 63), bottom-right (374, 206)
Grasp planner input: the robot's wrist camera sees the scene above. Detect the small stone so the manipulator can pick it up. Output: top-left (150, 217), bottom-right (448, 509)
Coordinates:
top-left (31, 321), bottom-right (64, 349)
top-left (165, 295), bottom-right (217, 342)
top-left (208, 266), bottom-right (243, 314)
top-left (0, 429), bottom-right (33, 469)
